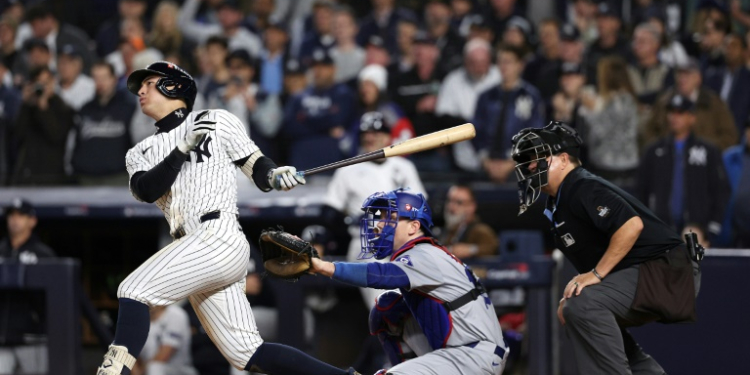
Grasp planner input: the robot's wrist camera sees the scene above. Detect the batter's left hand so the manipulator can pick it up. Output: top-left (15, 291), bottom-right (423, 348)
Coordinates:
top-left (268, 166), bottom-right (306, 191)
top-left (563, 272), bottom-right (601, 298)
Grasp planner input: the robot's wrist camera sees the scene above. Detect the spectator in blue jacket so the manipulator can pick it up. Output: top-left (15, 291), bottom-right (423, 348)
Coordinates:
top-left (356, 0), bottom-right (416, 57)
top-left (281, 49), bottom-right (355, 172)
top-left (718, 127), bottom-right (750, 247)
top-left (473, 44), bottom-right (544, 183)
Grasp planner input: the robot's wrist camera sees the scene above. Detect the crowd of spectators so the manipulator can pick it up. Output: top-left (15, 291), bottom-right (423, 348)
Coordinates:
top-left (0, 0), bottom-right (749, 248)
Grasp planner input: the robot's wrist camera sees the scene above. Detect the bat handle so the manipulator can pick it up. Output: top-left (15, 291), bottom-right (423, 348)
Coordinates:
top-left (296, 170), bottom-right (306, 179)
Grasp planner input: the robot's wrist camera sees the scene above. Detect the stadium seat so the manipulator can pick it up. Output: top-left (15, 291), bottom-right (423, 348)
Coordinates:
top-left (498, 230), bottom-right (544, 262)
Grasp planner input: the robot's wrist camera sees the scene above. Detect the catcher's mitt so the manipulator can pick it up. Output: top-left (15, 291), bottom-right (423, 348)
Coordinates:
top-left (258, 228), bottom-right (319, 281)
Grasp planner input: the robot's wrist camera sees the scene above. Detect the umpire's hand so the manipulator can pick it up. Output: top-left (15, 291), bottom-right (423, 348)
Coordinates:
top-left (268, 166), bottom-right (306, 191)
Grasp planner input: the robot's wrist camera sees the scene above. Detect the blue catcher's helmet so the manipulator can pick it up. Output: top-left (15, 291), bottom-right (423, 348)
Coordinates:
top-left (359, 189), bottom-right (433, 260)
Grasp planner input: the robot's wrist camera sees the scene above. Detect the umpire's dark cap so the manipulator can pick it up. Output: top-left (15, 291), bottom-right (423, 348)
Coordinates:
top-left (5, 198), bottom-right (36, 217)
top-left (667, 94), bottom-right (696, 112)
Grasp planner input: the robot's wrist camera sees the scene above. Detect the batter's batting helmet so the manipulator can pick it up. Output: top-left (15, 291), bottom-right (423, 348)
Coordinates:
top-left (359, 188), bottom-right (434, 260)
top-left (511, 121), bottom-right (582, 215)
top-left (127, 61), bottom-right (197, 111)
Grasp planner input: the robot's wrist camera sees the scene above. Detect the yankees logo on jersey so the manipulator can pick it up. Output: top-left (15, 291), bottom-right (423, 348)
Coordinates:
top-left (125, 109), bottom-right (259, 237)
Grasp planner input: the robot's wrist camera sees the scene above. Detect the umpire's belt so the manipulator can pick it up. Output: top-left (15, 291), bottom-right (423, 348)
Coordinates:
top-left (465, 341), bottom-right (506, 360)
top-left (173, 211), bottom-right (223, 239)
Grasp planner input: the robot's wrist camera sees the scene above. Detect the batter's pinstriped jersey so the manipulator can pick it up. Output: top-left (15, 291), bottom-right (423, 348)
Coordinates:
top-left (125, 109), bottom-right (259, 237)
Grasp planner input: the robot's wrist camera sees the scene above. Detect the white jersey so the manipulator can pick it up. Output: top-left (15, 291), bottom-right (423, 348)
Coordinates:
top-left (324, 157), bottom-right (426, 218)
top-left (125, 108), bottom-right (258, 237)
top-left (140, 305), bottom-right (196, 373)
top-left (119, 107), bottom-right (264, 370)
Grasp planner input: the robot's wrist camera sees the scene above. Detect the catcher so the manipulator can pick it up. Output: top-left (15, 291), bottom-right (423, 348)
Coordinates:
top-left (303, 189), bottom-right (508, 375)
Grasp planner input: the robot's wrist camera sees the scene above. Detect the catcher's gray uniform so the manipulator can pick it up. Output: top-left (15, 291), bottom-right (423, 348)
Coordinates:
top-left (389, 242), bottom-right (507, 375)
top-left (120, 109), bottom-right (262, 369)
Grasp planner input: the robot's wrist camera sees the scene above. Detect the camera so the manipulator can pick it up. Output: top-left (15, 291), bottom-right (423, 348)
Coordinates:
top-left (684, 231), bottom-right (705, 262)
top-left (33, 83), bottom-right (45, 97)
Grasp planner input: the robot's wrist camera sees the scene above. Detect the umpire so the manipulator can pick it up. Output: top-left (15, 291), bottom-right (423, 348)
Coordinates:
top-left (511, 122), bottom-right (702, 374)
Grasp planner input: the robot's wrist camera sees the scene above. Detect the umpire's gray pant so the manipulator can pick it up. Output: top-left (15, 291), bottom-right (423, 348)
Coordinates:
top-left (561, 261), bottom-right (701, 374)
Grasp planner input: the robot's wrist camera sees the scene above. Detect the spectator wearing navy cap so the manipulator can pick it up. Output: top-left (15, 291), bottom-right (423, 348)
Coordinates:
top-left (56, 44), bottom-right (94, 111)
top-left (450, 0), bottom-right (478, 38)
top-left (281, 59), bottom-right (307, 106)
top-left (18, 38), bottom-right (51, 79)
top-left (644, 57), bottom-right (737, 150)
top-left (0, 198), bottom-right (56, 375)
top-left (364, 35), bottom-right (391, 67)
top-left (298, 0), bottom-right (336, 70)
top-left (637, 94), bottom-right (730, 241)
top-left (356, 0), bottom-right (417, 57)
top-left (583, 0), bottom-right (629, 86)
top-left (486, 0), bottom-right (524, 45)
top-left (502, 15), bottom-right (534, 61)
top-left (466, 14), bottom-right (495, 43)
top-left (281, 48), bottom-right (355, 171)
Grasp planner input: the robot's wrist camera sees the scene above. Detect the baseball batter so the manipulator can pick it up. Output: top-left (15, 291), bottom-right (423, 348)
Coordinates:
top-left (311, 189), bottom-right (508, 375)
top-left (96, 61), bottom-right (358, 375)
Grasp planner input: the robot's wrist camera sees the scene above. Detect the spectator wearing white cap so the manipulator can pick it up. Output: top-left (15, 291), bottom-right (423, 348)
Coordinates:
top-left (436, 38), bottom-right (501, 172)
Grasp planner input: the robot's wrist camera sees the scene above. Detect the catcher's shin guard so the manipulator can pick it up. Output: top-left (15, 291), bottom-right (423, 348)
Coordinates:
top-left (96, 344), bottom-right (136, 375)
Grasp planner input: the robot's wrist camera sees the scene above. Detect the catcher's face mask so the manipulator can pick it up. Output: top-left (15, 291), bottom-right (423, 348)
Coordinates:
top-left (511, 122), bottom-right (583, 215)
top-left (359, 189), bottom-right (433, 260)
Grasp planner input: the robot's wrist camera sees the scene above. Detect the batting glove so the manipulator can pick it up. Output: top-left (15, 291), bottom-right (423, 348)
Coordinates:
top-left (178, 121), bottom-right (216, 154)
top-left (267, 166), bottom-right (306, 191)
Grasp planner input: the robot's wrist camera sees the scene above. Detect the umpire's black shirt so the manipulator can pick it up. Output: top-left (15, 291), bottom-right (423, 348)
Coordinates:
top-left (545, 167), bottom-right (682, 274)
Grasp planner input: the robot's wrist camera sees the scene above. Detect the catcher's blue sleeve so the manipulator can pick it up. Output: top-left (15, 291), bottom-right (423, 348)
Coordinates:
top-left (332, 262), bottom-right (410, 289)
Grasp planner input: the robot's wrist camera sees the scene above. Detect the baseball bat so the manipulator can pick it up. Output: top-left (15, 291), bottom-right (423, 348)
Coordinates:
top-left (299, 123), bottom-right (476, 177)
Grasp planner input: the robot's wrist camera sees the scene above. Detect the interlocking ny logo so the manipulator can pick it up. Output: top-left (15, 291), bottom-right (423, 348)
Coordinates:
top-left (187, 135), bottom-right (212, 163)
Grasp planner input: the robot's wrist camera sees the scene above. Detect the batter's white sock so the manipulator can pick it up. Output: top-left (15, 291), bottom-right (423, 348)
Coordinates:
top-left (96, 345), bottom-right (136, 375)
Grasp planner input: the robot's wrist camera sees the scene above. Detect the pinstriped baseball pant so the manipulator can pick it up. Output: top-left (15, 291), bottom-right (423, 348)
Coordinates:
top-left (118, 218), bottom-right (261, 370)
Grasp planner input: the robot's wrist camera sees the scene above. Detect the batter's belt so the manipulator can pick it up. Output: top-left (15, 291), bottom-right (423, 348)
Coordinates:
top-left (173, 210), bottom-right (237, 239)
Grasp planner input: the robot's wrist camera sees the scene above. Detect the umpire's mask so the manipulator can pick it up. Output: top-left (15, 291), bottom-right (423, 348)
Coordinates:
top-left (511, 122), bottom-right (582, 215)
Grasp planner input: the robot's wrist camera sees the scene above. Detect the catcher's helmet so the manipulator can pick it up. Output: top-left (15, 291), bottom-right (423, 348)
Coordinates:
top-left (127, 61), bottom-right (197, 111)
top-left (359, 189), bottom-right (433, 260)
top-left (511, 121), bottom-right (582, 215)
